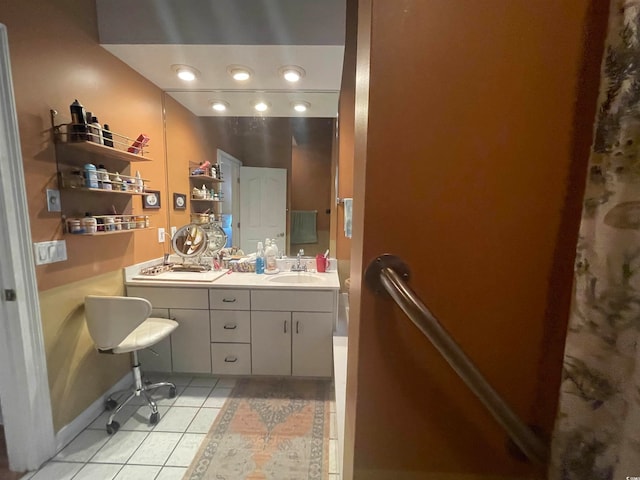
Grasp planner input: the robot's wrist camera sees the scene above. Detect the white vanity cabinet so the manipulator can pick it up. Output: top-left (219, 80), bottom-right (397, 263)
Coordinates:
top-left (209, 289), bottom-right (252, 375)
top-left (251, 290), bottom-right (334, 377)
top-left (126, 286), bottom-right (211, 373)
top-left (126, 278), bottom-right (337, 378)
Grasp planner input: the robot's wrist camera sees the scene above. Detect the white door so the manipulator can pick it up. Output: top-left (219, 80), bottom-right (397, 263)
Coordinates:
top-left (292, 312), bottom-right (333, 377)
top-left (0, 24), bottom-right (55, 471)
top-left (251, 311), bottom-right (291, 375)
top-left (239, 167), bottom-right (287, 254)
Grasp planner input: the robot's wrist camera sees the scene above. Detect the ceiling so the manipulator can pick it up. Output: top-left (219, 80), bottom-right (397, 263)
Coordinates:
top-left (96, 0), bottom-right (346, 118)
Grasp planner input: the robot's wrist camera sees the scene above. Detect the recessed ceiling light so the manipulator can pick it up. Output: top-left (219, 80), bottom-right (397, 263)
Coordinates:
top-left (292, 101), bottom-right (310, 113)
top-left (227, 65), bottom-right (252, 82)
top-left (172, 65), bottom-right (199, 82)
top-left (254, 101), bottom-right (269, 112)
top-left (279, 65), bottom-right (306, 83)
top-left (211, 101), bottom-right (229, 112)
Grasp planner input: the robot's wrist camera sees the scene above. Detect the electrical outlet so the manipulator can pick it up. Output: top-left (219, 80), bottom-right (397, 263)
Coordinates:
top-left (46, 189), bottom-right (61, 212)
top-left (170, 226), bottom-right (177, 238)
top-left (158, 228), bottom-right (165, 243)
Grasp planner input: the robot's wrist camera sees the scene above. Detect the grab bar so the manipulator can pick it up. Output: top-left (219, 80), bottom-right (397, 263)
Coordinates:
top-left (365, 254), bottom-right (549, 466)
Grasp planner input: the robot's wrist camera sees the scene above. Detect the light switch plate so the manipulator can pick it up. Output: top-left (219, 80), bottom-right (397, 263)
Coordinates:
top-left (33, 240), bottom-right (67, 265)
top-left (46, 189), bottom-right (61, 212)
top-left (158, 228), bottom-right (165, 243)
top-left (170, 226), bottom-right (177, 238)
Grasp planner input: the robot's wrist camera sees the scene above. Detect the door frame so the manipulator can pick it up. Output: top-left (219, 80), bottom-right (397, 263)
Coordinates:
top-left (0, 24), bottom-right (55, 472)
top-left (217, 149), bottom-right (242, 249)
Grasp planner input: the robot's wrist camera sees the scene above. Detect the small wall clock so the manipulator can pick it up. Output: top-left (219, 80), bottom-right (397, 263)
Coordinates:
top-left (143, 190), bottom-right (161, 209)
top-left (173, 193), bottom-right (187, 210)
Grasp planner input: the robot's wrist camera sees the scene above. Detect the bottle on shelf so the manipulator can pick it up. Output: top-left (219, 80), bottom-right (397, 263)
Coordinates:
top-left (69, 99), bottom-right (87, 142)
top-left (84, 163), bottom-right (99, 189)
top-left (102, 124), bottom-right (114, 147)
top-left (89, 116), bottom-right (103, 145)
top-left (96, 164), bottom-right (108, 189)
top-left (135, 171), bottom-right (144, 193)
top-left (112, 172), bottom-right (123, 191)
top-left (255, 241), bottom-right (265, 274)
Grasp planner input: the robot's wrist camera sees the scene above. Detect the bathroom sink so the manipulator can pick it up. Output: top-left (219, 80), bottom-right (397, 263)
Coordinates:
top-left (266, 273), bottom-right (324, 285)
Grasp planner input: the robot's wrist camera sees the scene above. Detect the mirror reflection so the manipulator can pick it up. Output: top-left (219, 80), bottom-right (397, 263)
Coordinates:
top-left (163, 102), bottom-right (334, 258)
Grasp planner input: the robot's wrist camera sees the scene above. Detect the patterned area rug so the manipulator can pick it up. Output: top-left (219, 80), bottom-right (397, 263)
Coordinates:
top-left (184, 378), bottom-right (331, 480)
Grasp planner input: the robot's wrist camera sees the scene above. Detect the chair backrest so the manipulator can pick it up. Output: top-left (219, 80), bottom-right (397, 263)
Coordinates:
top-left (84, 295), bottom-right (152, 351)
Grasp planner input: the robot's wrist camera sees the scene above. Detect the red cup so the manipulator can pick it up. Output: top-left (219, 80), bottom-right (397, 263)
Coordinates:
top-left (316, 254), bottom-right (327, 273)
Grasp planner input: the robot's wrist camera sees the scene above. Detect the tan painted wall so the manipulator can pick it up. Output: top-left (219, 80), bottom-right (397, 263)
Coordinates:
top-left (345, 0), bottom-right (607, 478)
top-left (0, 1), bottom-right (199, 433)
top-left (2, 0), bottom-right (168, 293)
top-left (40, 271), bottom-right (130, 431)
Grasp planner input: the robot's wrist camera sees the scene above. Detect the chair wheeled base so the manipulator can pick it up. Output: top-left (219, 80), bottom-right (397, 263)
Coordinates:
top-left (103, 350), bottom-right (176, 434)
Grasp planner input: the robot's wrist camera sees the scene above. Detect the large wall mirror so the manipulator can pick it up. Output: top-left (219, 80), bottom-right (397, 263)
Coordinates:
top-left (96, 0), bottom-right (345, 258)
top-left (163, 92), bottom-right (335, 257)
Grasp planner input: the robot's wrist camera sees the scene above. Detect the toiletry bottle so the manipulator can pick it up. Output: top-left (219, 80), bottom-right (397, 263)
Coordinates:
top-left (112, 172), bottom-right (123, 191)
top-left (81, 213), bottom-right (97, 234)
top-left (69, 99), bottom-right (87, 141)
top-left (102, 124), bottom-right (114, 147)
top-left (102, 172), bottom-right (112, 191)
top-left (135, 171), bottom-right (144, 193)
top-left (271, 239), bottom-right (279, 258)
top-left (265, 241), bottom-right (277, 273)
top-left (96, 164), bottom-right (108, 189)
top-left (89, 116), bottom-right (103, 144)
top-left (255, 241), bottom-right (265, 274)
top-left (83, 163), bottom-right (99, 189)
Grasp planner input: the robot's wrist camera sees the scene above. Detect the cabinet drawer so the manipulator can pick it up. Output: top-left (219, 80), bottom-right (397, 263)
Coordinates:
top-left (209, 289), bottom-right (250, 310)
top-left (211, 343), bottom-right (251, 375)
top-left (251, 290), bottom-right (334, 312)
top-left (211, 311), bottom-right (251, 343)
top-left (127, 286), bottom-right (209, 310)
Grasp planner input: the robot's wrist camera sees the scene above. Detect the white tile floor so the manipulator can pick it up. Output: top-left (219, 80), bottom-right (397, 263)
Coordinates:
top-left (20, 375), bottom-right (341, 480)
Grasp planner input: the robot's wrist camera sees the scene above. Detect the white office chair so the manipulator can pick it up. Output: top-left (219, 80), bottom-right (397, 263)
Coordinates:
top-left (84, 295), bottom-right (179, 434)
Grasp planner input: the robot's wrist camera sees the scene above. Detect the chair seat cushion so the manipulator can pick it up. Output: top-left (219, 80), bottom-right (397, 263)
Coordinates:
top-left (113, 317), bottom-right (178, 354)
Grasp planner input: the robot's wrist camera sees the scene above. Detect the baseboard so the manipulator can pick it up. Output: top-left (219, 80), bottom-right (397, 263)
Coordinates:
top-left (54, 372), bottom-right (132, 453)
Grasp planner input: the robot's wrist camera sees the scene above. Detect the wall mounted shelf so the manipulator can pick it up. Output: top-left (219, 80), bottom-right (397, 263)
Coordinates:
top-left (55, 141), bottom-right (153, 163)
top-left (189, 175), bottom-right (223, 183)
top-left (70, 228), bottom-right (152, 237)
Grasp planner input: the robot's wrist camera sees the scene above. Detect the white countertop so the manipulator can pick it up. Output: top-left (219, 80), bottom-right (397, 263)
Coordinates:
top-left (126, 263), bottom-right (340, 290)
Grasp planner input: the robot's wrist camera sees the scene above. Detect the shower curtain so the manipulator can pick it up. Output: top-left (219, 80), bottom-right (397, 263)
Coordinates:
top-left (550, 1), bottom-right (640, 479)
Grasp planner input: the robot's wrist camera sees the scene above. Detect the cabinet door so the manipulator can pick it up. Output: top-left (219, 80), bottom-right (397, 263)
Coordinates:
top-left (251, 311), bottom-right (291, 376)
top-left (138, 308), bottom-right (172, 372)
top-left (170, 309), bottom-right (211, 374)
top-left (292, 312), bottom-right (333, 377)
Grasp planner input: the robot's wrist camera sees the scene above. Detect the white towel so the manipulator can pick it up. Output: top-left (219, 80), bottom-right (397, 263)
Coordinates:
top-left (343, 198), bottom-right (353, 238)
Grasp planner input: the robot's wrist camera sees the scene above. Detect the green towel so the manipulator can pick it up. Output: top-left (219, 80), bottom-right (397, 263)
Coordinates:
top-left (291, 210), bottom-right (318, 244)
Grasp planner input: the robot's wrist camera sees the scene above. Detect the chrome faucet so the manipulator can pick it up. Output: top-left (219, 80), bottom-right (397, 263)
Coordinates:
top-left (291, 249), bottom-right (307, 272)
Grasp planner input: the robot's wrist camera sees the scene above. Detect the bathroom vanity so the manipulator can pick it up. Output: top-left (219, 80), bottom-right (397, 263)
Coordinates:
top-left (125, 265), bottom-right (340, 378)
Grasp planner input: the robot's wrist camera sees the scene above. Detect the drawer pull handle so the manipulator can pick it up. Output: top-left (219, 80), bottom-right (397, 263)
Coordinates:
top-left (223, 324), bottom-right (237, 330)
top-left (224, 356), bottom-right (238, 363)
top-left (296, 321), bottom-right (300, 334)
top-left (222, 298), bottom-right (236, 303)
top-left (284, 320), bottom-right (287, 334)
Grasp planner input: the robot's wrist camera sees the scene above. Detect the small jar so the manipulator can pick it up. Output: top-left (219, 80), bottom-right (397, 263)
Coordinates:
top-left (81, 215), bottom-right (97, 234)
top-left (136, 215), bottom-right (146, 229)
top-left (104, 216), bottom-right (116, 232)
top-left (67, 218), bottom-right (82, 234)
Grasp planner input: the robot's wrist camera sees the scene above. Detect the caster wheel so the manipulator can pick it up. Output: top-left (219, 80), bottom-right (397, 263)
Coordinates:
top-left (105, 399), bottom-right (118, 411)
top-left (168, 386), bottom-right (176, 399)
top-left (149, 412), bottom-right (159, 425)
top-left (106, 421), bottom-right (120, 435)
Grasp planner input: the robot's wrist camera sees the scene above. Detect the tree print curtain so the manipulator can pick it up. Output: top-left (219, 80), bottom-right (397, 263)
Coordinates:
top-left (550, 1), bottom-right (640, 479)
